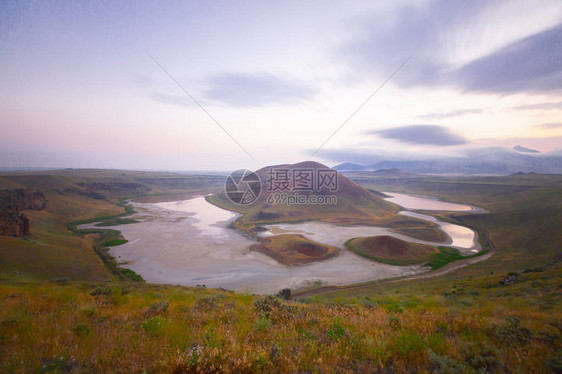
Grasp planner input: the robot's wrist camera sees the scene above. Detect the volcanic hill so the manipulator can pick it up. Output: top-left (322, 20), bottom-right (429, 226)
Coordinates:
top-left (208, 161), bottom-right (442, 241)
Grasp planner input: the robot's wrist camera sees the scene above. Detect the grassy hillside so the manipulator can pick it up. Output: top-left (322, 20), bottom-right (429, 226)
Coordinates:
top-left (345, 171), bottom-right (562, 273)
top-left (1, 271), bottom-right (560, 373)
top-left (1, 169), bottom-right (560, 372)
top-left (0, 191), bottom-right (123, 282)
top-left (0, 170), bottom-right (224, 282)
top-left (346, 171), bottom-right (562, 212)
top-left (296, 172), bottom-right (561, 300)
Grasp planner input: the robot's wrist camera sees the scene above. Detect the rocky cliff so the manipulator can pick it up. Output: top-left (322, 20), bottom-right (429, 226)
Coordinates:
top-left (0, 189), bottom-right (46, 237)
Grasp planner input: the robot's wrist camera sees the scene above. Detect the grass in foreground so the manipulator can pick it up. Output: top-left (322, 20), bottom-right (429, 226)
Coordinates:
top-left (1, 272), bottom-right (560, 373)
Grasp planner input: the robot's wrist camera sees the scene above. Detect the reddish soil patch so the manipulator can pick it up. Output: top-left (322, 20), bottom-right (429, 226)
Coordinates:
top-left (361, 236), bottom-right (410, 255)
top-left (296, 242), bottom-right (326, 257)
top-left (251, 234), bottom-right (338, 266)
top-left (348, 235), bottom-right (438, 263)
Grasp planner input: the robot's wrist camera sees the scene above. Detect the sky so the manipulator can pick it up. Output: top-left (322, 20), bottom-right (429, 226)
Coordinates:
top-left (1, 0), bottom-right (562, 171)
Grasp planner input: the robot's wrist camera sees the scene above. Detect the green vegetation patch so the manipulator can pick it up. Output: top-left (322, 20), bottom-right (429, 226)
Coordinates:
top-left (426, 247), bottom-right (464, 269)
top-left (426, 246), bottom-right (487, 270)
top-left (102, 239), bottom-right (128, 247)
top-left (94, 218), bottom-right (140, 227)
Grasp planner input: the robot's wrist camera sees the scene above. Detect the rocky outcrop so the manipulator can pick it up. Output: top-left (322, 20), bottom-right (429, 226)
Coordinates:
top-left (56, 182), bottom-right (150, 200)
top-left (0, 210), bottom-right (30, 236)
top-left (76, 182), bottom-right (151, 196)
top-left (0, 189), bottom-right (46, 211)
top-left (60, 187), bottom-right (105, 200)
top-left (0, 189), bottom-right (46, 237)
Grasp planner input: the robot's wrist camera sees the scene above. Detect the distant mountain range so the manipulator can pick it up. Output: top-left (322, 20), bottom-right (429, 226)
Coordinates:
top-left (513, 145), bottom-right (539, 154)
top-left (333, 146), bottom-right (562, 174)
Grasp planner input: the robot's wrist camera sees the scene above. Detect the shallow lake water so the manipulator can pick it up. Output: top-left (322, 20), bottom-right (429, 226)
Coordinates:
top-left (397, 211), bottom-right (478, 252)
top-left (383, 192), bottom-right (473, 211)
top-left (259, 213), bottom-right (479, 255)
top-left (79, 193), bottom-right (483, 293)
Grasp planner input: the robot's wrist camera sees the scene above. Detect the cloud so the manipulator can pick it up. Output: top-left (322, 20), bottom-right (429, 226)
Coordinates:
top-left (132, 74), bottom-right (198, 107)
top-left (316, 147), bottom-right (460, 165)
top-left (340, 1), bottom-right (477, 87)
top-left (534, 123), bottom-right (562, 129)
top-left (340, 2), bottom-right (562, 94)
top-left (202, 73), bottom-right (315, 107)
top-left (150, 93), bottom-right (192, 107)
top-left (515, 101), bottom-right (562, 110)
top-left (370, 125), bottom-right (469, 146)
top-left (418, 109), bottom-right (484, 120)
top-left (315, 150), bottom-right (386, 165)
top-left (455, 24), bottom-right (562, 93)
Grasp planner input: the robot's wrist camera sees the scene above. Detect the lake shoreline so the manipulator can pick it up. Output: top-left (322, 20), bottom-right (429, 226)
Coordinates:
top-left (78, 192), bottom-right (486, 293)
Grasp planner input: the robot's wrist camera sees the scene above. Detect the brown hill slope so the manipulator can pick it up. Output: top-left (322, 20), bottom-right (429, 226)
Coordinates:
top-left (346, 235), bottom-right (439, 265)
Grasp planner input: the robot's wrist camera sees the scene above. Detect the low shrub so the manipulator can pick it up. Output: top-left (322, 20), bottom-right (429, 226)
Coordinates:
top-left (144, 300), bottom-right (169, 317)
top-left (427, 349), bottom-right (467, 374)
top-left (253, 295), bottom-right (281, 317)
top-left (141, 316), bottom-right (167, 337)
top-left (391, 330), bottom-right (425, 358)
top-left (78, 305), bottom-right (97, 317)
top-left (545, 351), bottom-right (562, 373)
top-left (491, 316), bottom-right (532, 345)
top-left (460, 341), bottom-right (502, 372)
top-left (71, 323), bottom-right (90, 336)
top-left (253, 318), bottom-right (271, 333)
top-left (195, 296), bottom-right (220, 312)
top-left (326, 321), bottom-right (346, 341)
top-left (90, 286), bottom-right (111, 296)
top-left (384, 301), bottom-right (404, 313)
top-left (388, 314), bottom-right (401, 329)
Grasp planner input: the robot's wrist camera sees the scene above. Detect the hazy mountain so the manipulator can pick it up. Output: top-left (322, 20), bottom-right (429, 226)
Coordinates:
top-left (333, 147), bottom-right (562, 174)
top-left (546, 148), bottom-right (562, 156)
top-left (329, 162), bottom-right (367, 171)
top-left (513, 145), bottom-right (540, 153)
top-left (368, 168), bottom-right (416, 177)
